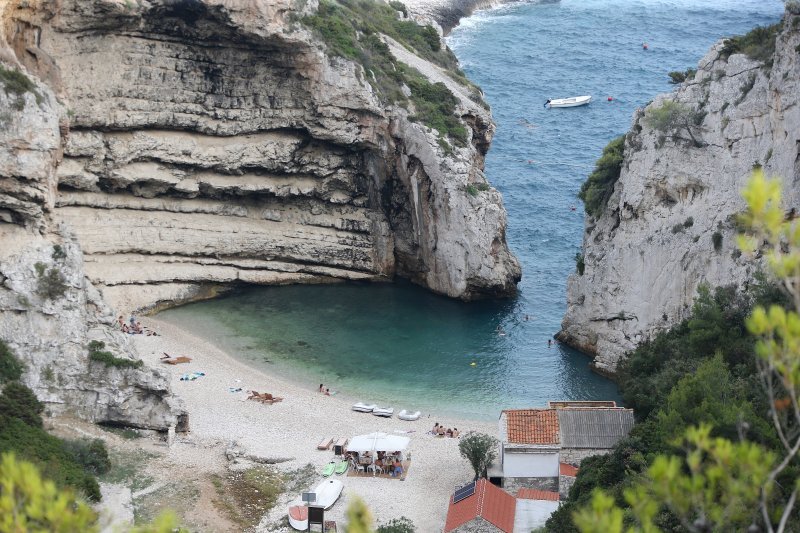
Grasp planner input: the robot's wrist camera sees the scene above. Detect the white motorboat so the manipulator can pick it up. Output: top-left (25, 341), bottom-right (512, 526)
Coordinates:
top-left (314, 479), bottom-right (344, 509)
top-left (398, 409), bottom-right (421, 421)
top-left (546, 95), bottom-right (592, 108)
top-left (352, 402), bottom-right (377, 412)
top-left (288, 504), bottom-right (308, 531)
top-left (372, 406), bottom-right (394, 418)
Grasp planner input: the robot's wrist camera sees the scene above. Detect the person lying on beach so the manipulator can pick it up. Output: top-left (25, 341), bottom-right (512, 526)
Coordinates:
top-left (446, 428), bottom-right (453, 438)
top-left (247, 391), bottom-right (283, 403)
top-left (431, 422), bottom-right (440, 435)
top-left (437, 426), bottom-right (446, 437)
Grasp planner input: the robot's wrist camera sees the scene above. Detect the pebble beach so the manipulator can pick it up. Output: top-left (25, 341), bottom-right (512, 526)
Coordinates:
top-left (131, 318), bottom-right (495, 531)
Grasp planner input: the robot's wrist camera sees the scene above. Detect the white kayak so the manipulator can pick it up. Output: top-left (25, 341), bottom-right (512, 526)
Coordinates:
top-left (352, 402), bottom-right (377, 412)
top-left (546, 95), bottom-right (592, 108)
top-left (372, 406), bottom-right (394, 418)
top-left (398, 409), bottom-right (421, 421)
top-left (314, 479), bottom-right (344, 509)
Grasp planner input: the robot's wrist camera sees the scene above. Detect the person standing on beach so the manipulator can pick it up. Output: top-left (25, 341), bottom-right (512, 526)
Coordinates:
top-left (319, 383), bottom-right (324, 393)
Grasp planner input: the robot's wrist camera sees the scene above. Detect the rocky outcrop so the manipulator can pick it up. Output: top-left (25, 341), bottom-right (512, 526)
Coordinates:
top-left (559, 10), bottom-right (800, 376)
top-left (3, 0), bottom-right (519, 313)
top-left (403, 0), bottom-right (558, 34)
top-left (0, 46), bottom-right (185, 429)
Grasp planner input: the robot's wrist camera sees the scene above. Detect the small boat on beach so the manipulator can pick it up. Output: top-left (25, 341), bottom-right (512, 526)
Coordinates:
top-left (352, 402), bottom-right (377, 412)
top-left (545, 95), bottom-right (592, 108)
top-left (372, 406), bottom-right (394, 418)
top-left (314, 479), bottom-right (344, 509)
top-left (288, 505), bottom-right (308, 531)
top-left (287, 479), bottom-right (344, 530)
top-left (398, 409), bottom-right (421, 421)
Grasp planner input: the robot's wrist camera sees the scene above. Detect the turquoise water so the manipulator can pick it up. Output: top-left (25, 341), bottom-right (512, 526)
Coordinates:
top-left (158, 0), bottom-right (784, 420)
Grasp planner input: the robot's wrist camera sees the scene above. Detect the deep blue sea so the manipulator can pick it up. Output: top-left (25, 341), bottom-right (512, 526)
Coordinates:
top-left (158, 0), bottom-right (784, 420)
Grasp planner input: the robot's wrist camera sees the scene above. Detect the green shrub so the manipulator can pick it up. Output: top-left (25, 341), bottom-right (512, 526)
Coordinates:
top-left (720, 22), bottom-right (781, 64)
top-left (88, 340), bottom-right (143, 369)
top-left (377, 516), bottom-right (416, 533)
top-left (667, 68), bottom-right (696, 84)
top-left (0, 382), bottom-right (43, 427)
top-left (0, 64), bottom-right (42, 111)
top-left (645, 100), bottom-right (705, 148)
top-left (578, 136), bottom-right (625, 218)
top-left (405, 72), bottom-right (467, 145)
top-left (575, 253), bottom-right (585, 276)
top-left (0, 340), bottom-right (23, 384)
top-left (34, 262), bottom-right (68, 301)
top-left (712, 231), bottom-right (723, 251)
top-left (388, 0), bottom-right (407, 17)
top-left (63, 439), bottom-right (111, 476)
top-left (0, 417), bottom-right (102, 501)
top-left (465, 184), bottom-right (478, 197)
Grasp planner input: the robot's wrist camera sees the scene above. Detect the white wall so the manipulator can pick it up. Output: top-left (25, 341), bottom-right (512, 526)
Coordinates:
top-left (502, 450), bottom-right (558, 478)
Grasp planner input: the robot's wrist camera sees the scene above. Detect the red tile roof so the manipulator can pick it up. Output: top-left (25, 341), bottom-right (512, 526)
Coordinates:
top-left (517, 488), bottom-right (560, 501)
top-left (444, 479), bottom-right (516, 533)
top-left (559, 462), bottom-right (579, 477)
top-left (503, 409), bottom-right (560, 445)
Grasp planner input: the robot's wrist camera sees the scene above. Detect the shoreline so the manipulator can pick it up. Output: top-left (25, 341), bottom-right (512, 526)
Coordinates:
top-left (131, 317), bottom-right (495, 531)
top-left (405, 0), bottom-right (558, 34)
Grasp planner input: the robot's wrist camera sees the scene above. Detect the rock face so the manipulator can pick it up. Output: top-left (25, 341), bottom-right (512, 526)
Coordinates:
top-left (0, 0), bottom-right (518, 426)
top-left (4, 0), bottom-right (519, 314)
top-left (559, 11), bottom-right (800, 376)
top-left (0, 42), bottom-right (185, 429)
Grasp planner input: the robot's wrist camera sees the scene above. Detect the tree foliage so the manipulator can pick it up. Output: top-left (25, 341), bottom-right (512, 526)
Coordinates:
top-left (645, 100), bottom-right (706, 148)
top-left (458, 432), bottom-right (498, 479)
top-left (0, 452), bottom-right (97, 532)
top-left (578, 136), bottom-right (625, 218)
top-left (0, 340), bottom-right (23, 384)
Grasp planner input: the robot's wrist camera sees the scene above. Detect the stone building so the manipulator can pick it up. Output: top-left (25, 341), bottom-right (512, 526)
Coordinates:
top-left (498, 401), bottom-right (634, 493)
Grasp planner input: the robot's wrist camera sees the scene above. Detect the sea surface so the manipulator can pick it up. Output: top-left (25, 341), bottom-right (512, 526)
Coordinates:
top-left (158, 0), bottom-right (785, 420)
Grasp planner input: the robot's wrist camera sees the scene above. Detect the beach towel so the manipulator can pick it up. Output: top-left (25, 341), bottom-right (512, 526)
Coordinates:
top-left (179, 371), bottom-right (205, 381)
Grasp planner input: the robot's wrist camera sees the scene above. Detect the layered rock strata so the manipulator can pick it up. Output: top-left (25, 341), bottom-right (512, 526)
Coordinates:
top-left (0, 44), bottom-right (185, 429)
top-left (559, 10), bottom-right (800, 375)
top-left (4, 0), bottom-right (519, 313)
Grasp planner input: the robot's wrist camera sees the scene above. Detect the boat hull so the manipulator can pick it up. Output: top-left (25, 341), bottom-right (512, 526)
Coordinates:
top-left (398, 410), bottom-right (421, 421)
top-left (288, 505), bottom-right (308, 531)
top-left (372, 407), bottom-right (394, 417)
top-left (314, 479), bottom-right (344, 509)
top-left (548, 95), bottom-right (592, 108)
top-left (352, 402), bottom-right (376, 412)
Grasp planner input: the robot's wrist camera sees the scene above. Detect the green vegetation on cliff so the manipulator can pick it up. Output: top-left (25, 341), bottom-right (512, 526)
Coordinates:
top-left (546, 282), bottom-right (795, 532)
top-left (302, 0), bottom-right (475, 146)
top-left (720, 22), bottom-right (782, 64)
top-left (578, 136), bottom-right (625, 218)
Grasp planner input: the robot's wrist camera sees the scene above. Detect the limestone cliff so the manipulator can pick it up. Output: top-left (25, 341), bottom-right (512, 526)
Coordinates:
top-left (558, 9), bottom-right (800, 376)
top-left (0, 37), bottom-right (185, 429)
top-left (3, 0), bottom-right (519, 314)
